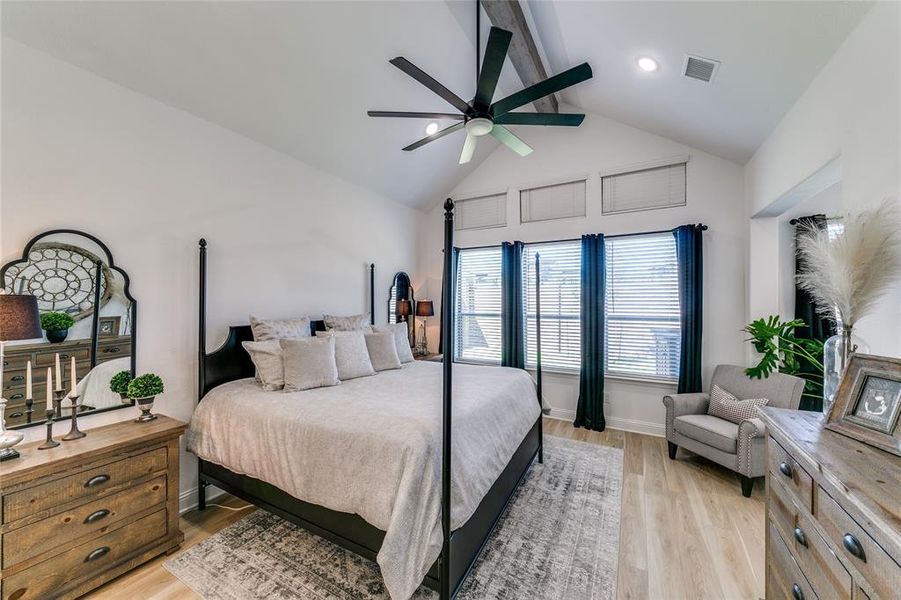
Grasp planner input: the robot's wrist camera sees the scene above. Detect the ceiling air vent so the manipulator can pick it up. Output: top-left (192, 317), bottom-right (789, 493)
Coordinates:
top-left (682, 54), bottom-right (720, 83)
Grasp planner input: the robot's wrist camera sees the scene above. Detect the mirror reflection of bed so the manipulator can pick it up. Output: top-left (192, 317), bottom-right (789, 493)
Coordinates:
top-left (1, 230), bottom-right (136, 429)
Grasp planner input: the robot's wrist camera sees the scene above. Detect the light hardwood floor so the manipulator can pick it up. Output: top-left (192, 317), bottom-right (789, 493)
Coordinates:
top-left (85, 417), bottom-right (765, 600)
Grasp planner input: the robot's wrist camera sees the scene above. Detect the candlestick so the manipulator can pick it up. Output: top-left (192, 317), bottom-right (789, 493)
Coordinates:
top-left (26, 360), bottom-right (32, 399)
top-left (38, 409), bottom-right (60, 449)
top-left (55, 353), bottom-right (62, 391)
top-left (62, 394), bottom-right (86, 441)
top-left (54, 389), bottom-right (66, 418)
top-left (46, 368), bottom-right (53, 411)
top-left (70, 355), bottom-right (77, 396)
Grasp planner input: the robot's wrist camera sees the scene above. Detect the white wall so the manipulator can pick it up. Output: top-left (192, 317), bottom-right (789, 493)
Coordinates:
top-left (421, 107), bottom-right (746, 435)
top-left (1, 40), bottom-right (420, 504)
top-left (744, 2), bottom-right (900, 356)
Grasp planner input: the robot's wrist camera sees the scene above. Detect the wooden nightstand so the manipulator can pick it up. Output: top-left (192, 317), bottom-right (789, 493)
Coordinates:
top-left (414, 353), bottom-right (443, 362)
top-left (0, 415), bottom-right (186, 600)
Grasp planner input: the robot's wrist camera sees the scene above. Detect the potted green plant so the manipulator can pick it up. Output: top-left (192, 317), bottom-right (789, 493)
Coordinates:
top-left (109, 370), bottom-right (133, 401)
top-left (126, 373), bottom-right (164, 422)
top-left (743, 315), bottom-right (825, 406)
top-left (40, 312), bottom-right (75, 343)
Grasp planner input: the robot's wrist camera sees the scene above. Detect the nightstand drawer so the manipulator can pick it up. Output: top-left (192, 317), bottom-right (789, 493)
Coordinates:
top-left (2, 447), bottom-right (167, 523)
top-left (768, 521), bottom-right (819, 600)
top-left (3, 475), bottom-right (167, 568)
top-left (1, 509), bottom-right (167, 600)
top-left (768, 436), bottom-right (813, 512)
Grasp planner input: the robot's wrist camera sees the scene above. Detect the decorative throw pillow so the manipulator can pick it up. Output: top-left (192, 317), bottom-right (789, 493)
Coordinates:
top-left (280, 337), bottom-right (340, 392)
top-left (249, 315), bottom-right (311, 341)
top-left (365, 332), bottom-right (402, 371)
top-left (316, 330), bottom-right (376, 380)
top-left (242, 340), bottom-right (285, 391)
top-left (373, 323), bottom-right (415, 363)
top-left (708, 384), bottom-right (769, 424)
top-left (323, 313), bottom-right (371, 332)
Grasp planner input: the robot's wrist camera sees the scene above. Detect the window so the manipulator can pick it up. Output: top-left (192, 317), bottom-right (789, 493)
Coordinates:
top-left (520, 179), bottom-right (587, 223)
top-left (454, 246), bottom-right (502, 363)
top-left (602, 162), bottom-right (687, 215)
top-left (522, 241), bottom-right (581, 371)
top-left (605, 233), bottom-right (681, 381)
top-left (455, 193), bottom-right (507, 230)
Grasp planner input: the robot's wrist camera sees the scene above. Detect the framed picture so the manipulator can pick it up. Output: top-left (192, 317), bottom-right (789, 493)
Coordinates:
top-left (826, 353), bottom-right (901, 456)
top-left (98, 316), bottom-right (121, 338)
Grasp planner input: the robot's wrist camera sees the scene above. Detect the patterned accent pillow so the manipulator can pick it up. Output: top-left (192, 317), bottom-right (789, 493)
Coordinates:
top-left (242, 340), bottom-right (284, 391)
top-left (708, 384), bottom-right (769, 424)
top-left (280, 337), bottom-right (340, 392)
top-left (316, 330), bottom-right (376, 380)
top-left (364, 332), bottom-right (402, 371)
top-left (373, 323), bottom-right (415, 363)
top-left (249, 315), bottom-right (311, 342)
top-left (323, 313), bottom-right (371, 332)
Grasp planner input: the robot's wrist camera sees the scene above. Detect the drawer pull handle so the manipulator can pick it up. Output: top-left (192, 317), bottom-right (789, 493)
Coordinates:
top-left (778, 462), bottom-right (793, 478)
top-left (10, 411), bottom-right (23, 418)
top-left (842, 534), bottom-right (866, 562)
top-left (60, 354), bottom-right (70, 359)
top-left (793, 527), bottom-right (808, 548)
top-left (10, 394), bottom-right (24, 400)
top-left (11, 375), bottom-right (24, 382)
top-left (84, 509), bottom-right (111, 524)
top-left (84, 546), bottom-right (110, 562)
top-left (791, 583), bottom-right (804, 600)
top-left (104, 347), bottom-right (122, 353)
top-left (84, 474), bottom-right (110, 488)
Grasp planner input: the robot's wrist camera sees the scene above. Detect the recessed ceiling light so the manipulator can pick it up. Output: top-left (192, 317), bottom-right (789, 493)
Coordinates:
top-left (637, 56), bottom-right (658, 72)
top-left (425, 122), bottom-right (439, 135)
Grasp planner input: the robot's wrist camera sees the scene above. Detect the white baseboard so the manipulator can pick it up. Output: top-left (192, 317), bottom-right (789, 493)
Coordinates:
top-left (545, 407), bottom-right (664, 437)
top-left (179, 484), bottom-right (227, 514)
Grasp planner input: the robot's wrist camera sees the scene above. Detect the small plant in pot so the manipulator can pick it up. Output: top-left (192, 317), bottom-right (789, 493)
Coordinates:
top-left (40, 312), bottom-right (75, 343)
top-left (109, 370), bottom-right (133, 402)
top-left (126, 373), bottom-right (164, 422)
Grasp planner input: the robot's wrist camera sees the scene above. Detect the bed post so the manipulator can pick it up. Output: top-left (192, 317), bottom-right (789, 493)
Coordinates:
top-left (370, 263), bottom-right (375, 325)
top-left (198, 238), bottom-right (208, 511)
top-left (535, 253), bottom-right (543, 464)
top-left (440, 198), bottom-right (455, 600)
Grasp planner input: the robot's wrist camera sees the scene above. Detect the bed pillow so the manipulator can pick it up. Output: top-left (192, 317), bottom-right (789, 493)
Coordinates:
top-left (250, 315), bottom-right (311, 341)
top-left (316, 330), bottom-right (376, 380)
top-left (365, 332), bottom-right (402, 371)
top-left (707, 384), bottom-right (769, 424)
top-left (280, 337), bottom-right (340, 391)
top-left (323, 313), bottom-right (371, 332)
top-left (373, 323), bottom-right (415, 363)
top-left (242, 340), bottom-right (285, 391)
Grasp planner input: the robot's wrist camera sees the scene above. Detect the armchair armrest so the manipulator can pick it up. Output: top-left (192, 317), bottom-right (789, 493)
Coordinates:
top-left (738, 417), bottom-right (766, 440)
top-left (662, 392), bottom-right (709, 440)
top-left (738, 417), bottom-right (767, 476)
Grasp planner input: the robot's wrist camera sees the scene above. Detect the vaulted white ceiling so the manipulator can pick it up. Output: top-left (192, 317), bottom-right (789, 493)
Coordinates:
top-left (2, 1), bottom-right (873, 208)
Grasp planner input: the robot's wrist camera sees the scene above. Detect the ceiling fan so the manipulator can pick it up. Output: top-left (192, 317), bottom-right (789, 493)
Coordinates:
top-left (367, 24), bottom-right (592, 164)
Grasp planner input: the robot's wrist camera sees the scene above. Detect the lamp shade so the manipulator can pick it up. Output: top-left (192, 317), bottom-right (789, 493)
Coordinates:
top-left (396, 299), bottom-right (412, 317)
top-left (416, 299), bottom-right (434, 317)
top-left (0, 294), bottom-right (42, 341)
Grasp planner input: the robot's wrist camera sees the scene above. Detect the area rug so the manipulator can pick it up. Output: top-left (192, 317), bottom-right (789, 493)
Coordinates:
top-left (165, 435), bottom-right (623, 600)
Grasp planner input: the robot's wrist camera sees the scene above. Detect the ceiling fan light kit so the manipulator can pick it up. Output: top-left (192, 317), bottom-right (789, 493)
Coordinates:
top-left (367, 6), bottom-right (593, 165)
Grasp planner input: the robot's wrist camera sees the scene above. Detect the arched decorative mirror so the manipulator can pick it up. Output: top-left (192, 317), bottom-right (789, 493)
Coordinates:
top-left (1, 230), bottom-right (136, 429)
top-left (388, 271), bottom-right (414, 344)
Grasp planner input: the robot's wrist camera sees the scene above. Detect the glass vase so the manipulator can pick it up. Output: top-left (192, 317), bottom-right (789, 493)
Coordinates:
top-left (823, 326), bottom-right (869, 415)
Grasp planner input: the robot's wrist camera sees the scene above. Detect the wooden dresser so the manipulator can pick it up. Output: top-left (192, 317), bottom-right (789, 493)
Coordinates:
top-left (759, 408), bottom-right (900, 600)
top-left (0, 416), bottom-right (185, 600)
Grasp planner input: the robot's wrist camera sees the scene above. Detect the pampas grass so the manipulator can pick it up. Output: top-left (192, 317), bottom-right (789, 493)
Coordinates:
top-left (797, 199), bottom-right (901, 328)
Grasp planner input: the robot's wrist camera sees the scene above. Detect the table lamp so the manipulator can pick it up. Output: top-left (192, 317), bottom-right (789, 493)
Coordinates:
top-left (0, 294), bottom-right (41, 461)
top-left (396, 299), bottom-right (413, 347)
top-left (415, 300), bottom-right (434, 356)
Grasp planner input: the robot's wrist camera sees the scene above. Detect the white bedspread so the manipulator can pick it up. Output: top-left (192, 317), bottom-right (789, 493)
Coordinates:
top-left (186, 361), bottom-right (540, 600)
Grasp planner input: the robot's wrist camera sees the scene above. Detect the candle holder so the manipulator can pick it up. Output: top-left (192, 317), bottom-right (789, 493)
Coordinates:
top-left (38, 409), bottom-right (60, 450)
top-left (53, 390), bottom-right (66, 417)
top-left (62, 395), bottom-right (86, 441)
top-left (25, 397), bottom-right (34, 424)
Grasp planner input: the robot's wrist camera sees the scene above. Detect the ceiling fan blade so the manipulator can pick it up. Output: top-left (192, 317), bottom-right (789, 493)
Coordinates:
top-left (368, 111), bottom-right (464, 120)
top-left (490, 125), bottom-right (533, 157)
top-left (491, 62), bottom-right (593, 117)
top-left (459, 133), bottom-right (477, 164)
top-left (389, 57), bottom-right (471, 114)
top-left (493, 112), bottom-right (585, 127)
top-left (473, 27), bottom-right (513, 111)
top-left (403, 122), bottom-right (465, 152)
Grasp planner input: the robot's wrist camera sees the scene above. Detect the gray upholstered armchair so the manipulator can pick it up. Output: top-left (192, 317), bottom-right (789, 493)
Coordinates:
top-left (663, 365), bottom-right (805, 497)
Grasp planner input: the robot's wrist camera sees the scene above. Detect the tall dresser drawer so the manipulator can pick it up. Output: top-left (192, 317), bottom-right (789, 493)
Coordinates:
top-left (768, 436), bottom-right (813, 511)
top-left (1, 509), bottom-right (168, 600)
top-left (2, 447), bottom-right (167, 523)
top-left (816, 487), bottom-right (901, 600)
top-left (768, 522), bottom-right (819, 600)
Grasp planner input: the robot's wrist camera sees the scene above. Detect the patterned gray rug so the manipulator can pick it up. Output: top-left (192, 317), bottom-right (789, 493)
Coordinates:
top-left (165, 435), bottom-right (623, 600)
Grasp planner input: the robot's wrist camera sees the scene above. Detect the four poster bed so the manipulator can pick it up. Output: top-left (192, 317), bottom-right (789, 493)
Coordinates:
top-left (190, 199), bottom-right (544, 599)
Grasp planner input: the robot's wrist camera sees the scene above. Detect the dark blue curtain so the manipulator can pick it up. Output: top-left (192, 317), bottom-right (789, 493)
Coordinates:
top-left (574, 234), bottom-right (606, 431)
top-left (501, 241), bottom-right (525, 368)
top-left (438, 247), bottom-right (459, 356)
top-left (673, 225), bottom-right (703, 394)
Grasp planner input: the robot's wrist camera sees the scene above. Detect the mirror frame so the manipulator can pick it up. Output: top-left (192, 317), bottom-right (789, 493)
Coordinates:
top-left (1, 229), bottom-right (137, 429)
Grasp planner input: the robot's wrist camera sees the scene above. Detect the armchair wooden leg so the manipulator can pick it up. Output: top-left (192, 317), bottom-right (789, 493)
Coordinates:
top-left (739, 475), bottom-right (754, 498)
top-left (667, 442), bottom-right (677, 460)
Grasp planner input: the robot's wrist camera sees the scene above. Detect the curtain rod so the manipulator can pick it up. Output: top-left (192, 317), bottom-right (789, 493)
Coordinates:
top-left (454, 224), bottom-right (708, 252)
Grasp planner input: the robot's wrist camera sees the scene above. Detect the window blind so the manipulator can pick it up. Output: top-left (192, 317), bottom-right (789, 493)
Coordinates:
top-left (520, 179), bottom-right (587, 223)
top-left (522, 240), bottom-right (581, 371)
top-left (602, 163), bottom-right (686, 215)
top-left (454, 246), bottom-right (503, 363)
top-left (455, 193), bottom-right (507, 230)
top-left (605, 233), bottom-right (681, 381)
